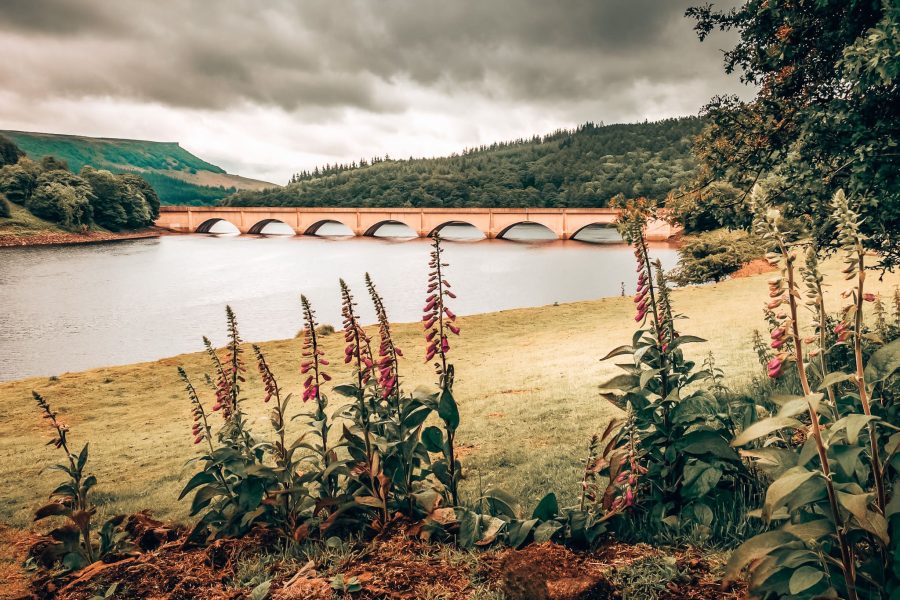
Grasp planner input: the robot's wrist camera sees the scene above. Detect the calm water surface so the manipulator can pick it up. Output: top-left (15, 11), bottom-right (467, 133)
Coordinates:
top-left (0, 225), bottom-right (677, 381)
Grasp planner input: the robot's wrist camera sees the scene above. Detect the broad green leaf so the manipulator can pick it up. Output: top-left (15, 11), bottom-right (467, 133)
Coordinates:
top-left (789, 566), bottom-right (824, 595)
top-left (837, 491), bottom-right (889, 544)
top-left (599, 345), bottom-right (633, 362)
top-left (34, 502), bottom-right (70, 521)
top-left (775, 394), bottom-right (820, 419)
top-left (474, 516), bottom-right (506, 546)
top-left (482, 488), bottom-right (520, 519)
top-left (782, 519), bottom-right (834, 542)
top-left (681, 461), bottom-right (722, 500)
top-left (598, 373), bottom-right (638, 391)
top-left (531, 493), bottom-right (559, 521)
top-left (422, 426), bottom-right (444, 453)
top-left (831, 414), bottom-right (880, 445)
top-left (764, 468), bottom-right (819, 519)
top-left (678, 430), bottom-right (739, 461)
top-left (732, 416), bottom-right (804, 447)
top-left (533, 520), bottom-right (562, 543)
top-left (724, 530), bottom-right (797, 583)
top-left (437, 389), bottom-right (459, 431)
top-left (506, 518), bottom-right (538, 549)
top-left (76, 444), bottom-right (89, 472)
top-left (332, 384), bottom-right (360, 398)
top-left (829, 445), bottom-right (864, 479)
top-left (739, 447), bottom-right (798, 478)
top-left (864, 338), bottom-right (900, 384)
top-left (817, 371), bottom-right (855, 390)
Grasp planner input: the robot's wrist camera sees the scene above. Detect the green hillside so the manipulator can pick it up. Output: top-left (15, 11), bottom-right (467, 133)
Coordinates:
top-left (223, 117), bottom-right (704, 208)
top-left (0, 131), bottom-right (275, 205)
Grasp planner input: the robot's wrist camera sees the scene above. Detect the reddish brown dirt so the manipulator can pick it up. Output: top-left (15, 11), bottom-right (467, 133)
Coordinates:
top-left (730, 258), bottom-right (777, 279)
top-left (0, 228), bottom-right (162, 248)
top-left (0, 525), bottom-right (40, 600)
top-left (21, 520), bottom-right (744, 600)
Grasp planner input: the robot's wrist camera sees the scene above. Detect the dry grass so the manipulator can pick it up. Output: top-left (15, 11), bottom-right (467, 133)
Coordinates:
top-left (1, 257), bottom-right (897, 529)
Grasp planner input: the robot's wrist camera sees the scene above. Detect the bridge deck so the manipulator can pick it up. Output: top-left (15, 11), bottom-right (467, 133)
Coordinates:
top-left (155, 206), bottom-right (678, 241)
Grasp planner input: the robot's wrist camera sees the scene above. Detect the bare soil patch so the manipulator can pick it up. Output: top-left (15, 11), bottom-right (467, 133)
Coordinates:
top-left (0, 228), bottom-right (162, 248)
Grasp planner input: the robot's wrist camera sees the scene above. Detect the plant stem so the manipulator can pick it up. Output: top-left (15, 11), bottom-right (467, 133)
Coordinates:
top-left (852, 250), bottom-right (886, 512)
top-left (783, 246), bottom-right (858, 600)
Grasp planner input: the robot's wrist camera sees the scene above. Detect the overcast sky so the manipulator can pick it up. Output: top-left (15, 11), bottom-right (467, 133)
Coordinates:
top-left (0, 1), bottom-right (750, 184)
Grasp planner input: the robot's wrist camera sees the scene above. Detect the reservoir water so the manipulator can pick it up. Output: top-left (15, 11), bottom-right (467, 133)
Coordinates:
top-left (0, 224), bottom-right (677, 381)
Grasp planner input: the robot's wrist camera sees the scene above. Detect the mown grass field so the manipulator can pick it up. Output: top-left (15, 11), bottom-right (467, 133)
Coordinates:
top-left (1, 257), bottom-right (897, 531)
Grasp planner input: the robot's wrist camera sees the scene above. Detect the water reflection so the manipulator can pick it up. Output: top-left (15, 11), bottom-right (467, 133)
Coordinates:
top-left (0, 234), bottom-right (677, 381)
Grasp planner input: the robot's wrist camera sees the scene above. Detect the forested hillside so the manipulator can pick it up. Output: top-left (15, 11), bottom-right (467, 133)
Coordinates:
top-left (223, 117), bottom-right (703, 208)
top-left (0, 131), bottom-right (275, 205)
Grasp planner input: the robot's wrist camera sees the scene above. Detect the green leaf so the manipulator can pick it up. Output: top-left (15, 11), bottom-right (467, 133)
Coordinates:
top-left (678, 430), bottom-right (739, 462)
top-left (76, 444), bottom-right (89, 472)
top-left (249, 580), bottom-right (272, 600)
top-left (681, 461), bottom-right (722, 499)
top-left (837, 491), bottom-right (889, 544)
top-left (474, 516), bottom-right (506, 546)
top-left (437, 388), bottom-right (460, 431)
top-left (179, 471), bottom-right (218, 500)
top-left (422, 426), bottom-right (444, 453)
top-left (724, 530), bottom-right (796, 584)
top-left (506, 518), bottom-right (538, 549)
top-left (598, 373), bottom-right (638, 391)
top-left (764, 468), bottom-right (819, 519)
top-left (34, 502), bottom-right (70, 521)
top-left (831, 414), bottom-right (880, 445)
top-left (817, 371), bottom-right (855, 390)
top-left (775, 394), bottom-right (820, 419)
top-left (732, 416), bottom-right (804, 447)
top-left (531, 493), bottom-right (559, 521)
top-left (864, 338), bottom-right (900, 384)
top-left (332, 384), bottom-right (361, 398)
top-left (599, 345), bottom-right (633, 361)
top-left (533, 520), bottom-right (563, 543)
top-left (788, 566), bottom-right (824, 595)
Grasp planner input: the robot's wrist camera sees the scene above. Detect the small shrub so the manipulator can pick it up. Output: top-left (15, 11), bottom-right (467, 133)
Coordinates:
top-left (609, 555), bottom-right (687, 600)
top-left (314, 323), bottom-right (335, 337)
top-left (599, 201), bottom-right (746, 534)
top-left (31, 392), bottom-right (132, 570)
top-left (670, 229), bottom-right (761, 285)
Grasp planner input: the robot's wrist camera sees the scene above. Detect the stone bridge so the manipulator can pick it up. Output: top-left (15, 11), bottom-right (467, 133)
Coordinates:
top-left (155, 206), bottom-right (678, 240)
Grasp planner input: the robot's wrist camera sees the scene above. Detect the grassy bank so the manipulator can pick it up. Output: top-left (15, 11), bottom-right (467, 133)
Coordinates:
top-left (1, 257), bottom-right (897, 530)
top-left (0, 202), bottom-right (160, 247)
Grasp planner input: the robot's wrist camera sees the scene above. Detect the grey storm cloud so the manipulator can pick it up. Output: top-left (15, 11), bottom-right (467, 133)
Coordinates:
top-left (0, 0), bottom-right (744, 114)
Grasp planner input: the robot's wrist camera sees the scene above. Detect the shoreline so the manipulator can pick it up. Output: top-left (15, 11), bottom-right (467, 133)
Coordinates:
top-left (0, 227), bottom-right (164, 248)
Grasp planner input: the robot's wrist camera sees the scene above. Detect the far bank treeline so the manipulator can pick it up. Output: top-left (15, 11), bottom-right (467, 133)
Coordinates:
top-left (223, 118), bottom-right (704, 209)
top-left (0, 135), bottom-right (159, 231)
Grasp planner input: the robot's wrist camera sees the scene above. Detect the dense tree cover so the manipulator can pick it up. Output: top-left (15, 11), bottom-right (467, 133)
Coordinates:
top-left (670, 229), bottom-right (760, 285)
top-left (223, 118), bottom-right (704, 208)
top-left (0, 193), bottom-right (10, 218)
top-left (0, 137), bottom-right (160, 231)
top-left (0, 134), bottom-right (23, 167)
top-left (27, 175), bottom-right (94, 230)
top-left (686, 0), bottom-right (900, 268)
top-left (666, 181), bottom-right (752, 234)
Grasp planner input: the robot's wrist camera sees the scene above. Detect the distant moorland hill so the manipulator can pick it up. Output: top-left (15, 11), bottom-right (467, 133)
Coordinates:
top-left (223, 117), bottom-right (704, 209)
top-left (0, 130), bottom-right (276, 205)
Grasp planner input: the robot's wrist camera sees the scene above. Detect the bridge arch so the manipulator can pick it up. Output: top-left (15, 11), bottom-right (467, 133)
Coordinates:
top-left (427, 220), bottom-right (485, 239)
top-left (247, 219), bottom-right (293, 235)
top-left (570, 223), bottom-right (624, 243)
top-left (304, 219), bottom-right (355, 236)
top-left (363, 220), bottom-right (418, 237)
top-left (496, 221), bottom-right (558, 241)
top-left (196, 218), bottom-right (240, 234)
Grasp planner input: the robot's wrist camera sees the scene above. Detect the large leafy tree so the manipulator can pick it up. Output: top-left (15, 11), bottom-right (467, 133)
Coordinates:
top-left (0, 134), bottom-right (23, 167)
top-left (687, 0), bottom-right (899, 268)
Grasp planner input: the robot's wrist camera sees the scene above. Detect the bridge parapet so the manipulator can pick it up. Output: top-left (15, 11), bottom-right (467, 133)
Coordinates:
top-left (156, 206), bottom-right (679, 241)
